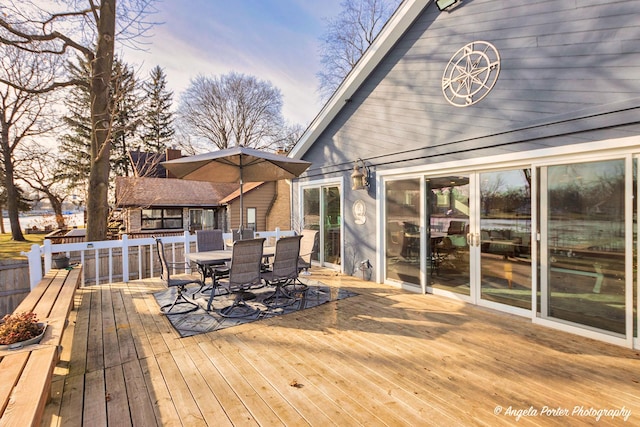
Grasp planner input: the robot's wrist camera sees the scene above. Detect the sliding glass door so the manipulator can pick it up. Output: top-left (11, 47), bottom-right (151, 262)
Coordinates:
top-left (381, 153), bottom-right (637, 346)
top-left (323, 186), bottom-right (341, 265)
top-left (302, 184), bottom-right (342, 267)
top-left (427, 175), bottom-right (472, 296)
top-left (540, 159), bottom-right (627, 335)
top-left (478, 169), bottom-right (532, 310)
top-left (385, 179), bottom-right (421, 286)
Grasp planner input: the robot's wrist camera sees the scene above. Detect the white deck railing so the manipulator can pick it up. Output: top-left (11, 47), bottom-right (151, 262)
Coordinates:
top-left (21, 229), bottom-right (294, 289)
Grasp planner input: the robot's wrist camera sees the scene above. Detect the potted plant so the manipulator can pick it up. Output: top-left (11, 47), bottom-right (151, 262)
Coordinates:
top-left (52, 253), bottom-right (70, 269)
top-left (0, 312), bottom-right (47, 350)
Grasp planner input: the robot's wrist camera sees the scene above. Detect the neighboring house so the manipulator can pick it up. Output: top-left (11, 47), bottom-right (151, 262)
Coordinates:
top-left (221, 180), bottom-right (293, 233)
top-left (115, 176), bottom-right (237, 235)
top-left (289, 0), bottom-right (640, 348)
top-left (115, 148), bottom-right (287, 234)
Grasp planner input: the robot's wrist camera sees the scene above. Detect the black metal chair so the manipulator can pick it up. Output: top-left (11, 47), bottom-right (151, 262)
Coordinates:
top-left (262, 235), bottom-right (302, 307)
top-left (216, 238), bottom-right (265, 317)
top-left (155, 237), bottom-right (202, 315)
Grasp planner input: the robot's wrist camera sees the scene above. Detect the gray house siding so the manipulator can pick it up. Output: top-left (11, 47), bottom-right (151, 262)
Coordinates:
top-left (302, 0), bottom-right (640, 170)
top-left (295, 0), bottom-right (640, 276)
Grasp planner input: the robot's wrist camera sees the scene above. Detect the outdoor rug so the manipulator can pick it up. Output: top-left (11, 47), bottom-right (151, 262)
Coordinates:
top-left (153, 278), bottom-right (357, 337)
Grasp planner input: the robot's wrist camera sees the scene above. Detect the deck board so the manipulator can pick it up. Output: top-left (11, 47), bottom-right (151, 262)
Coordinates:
top-left (43, 269), bottom-right (640, 426)
top-left (104, 365), bottom-right (131, 427)
top-left (121, 359), bottom-right (157, 427)
top-left (138, 356), bottom-right (181, 426)
top-left (155, 351), bottom-right (207, 426)
top-left (187, 343), bottom-right (257, 426)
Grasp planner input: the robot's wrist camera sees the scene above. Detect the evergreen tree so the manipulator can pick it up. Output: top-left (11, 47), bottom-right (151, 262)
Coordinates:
top-left (110, 59), bottom-right (141, 177)
top-left (58, 57), bottom-right (92, 193)
top-left (140, 66), bottom-right (174, 153)
top-left (58, 56), bottom-right (141, 197)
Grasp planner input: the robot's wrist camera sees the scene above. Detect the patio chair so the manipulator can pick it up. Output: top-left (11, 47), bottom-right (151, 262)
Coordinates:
top-left (283, 229), bottom-right (317, 293)
top-left (197, 229), bottom-right (225, 251)
top-left (386, 222), bottom-right (406, 263)
top-left (297, 229), bottom-right (318, 275)
top-left (262, 235), bottom-right (302, 307)
top-left (233, 229), bottom-right (255, 241)
top-left (193, 229), bottom-right (228, 295)
top-left (155, 237), bottom-right (202, 315)
top-left (217, 237), bottom-right (266, 317)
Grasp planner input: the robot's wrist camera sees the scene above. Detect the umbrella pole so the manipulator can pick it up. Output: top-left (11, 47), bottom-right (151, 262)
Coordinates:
top-left (239, 157), bottom-right (244, 236)
top-left (239, 178), bottom-right (244, 234)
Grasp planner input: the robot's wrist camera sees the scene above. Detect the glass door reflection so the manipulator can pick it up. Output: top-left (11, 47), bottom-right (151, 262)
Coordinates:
top-left (385, 179), bottom-right (421, 286)
top-left (479, 169), bottom-right (532, 310)
top-left (323, 186), bottom-right (341, 265)
top-left (542, 159), bottom-right (626, 335)
top-left (427, 176), bottom-right (471, 296)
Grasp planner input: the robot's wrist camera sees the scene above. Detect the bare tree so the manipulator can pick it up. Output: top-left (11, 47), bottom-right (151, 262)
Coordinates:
top-left (317, 0), bottom-right (402, 100)
top-left (177, 72), bottom-right (286, 151)
top-left (18, 144), bottom-right (69, 229)
top-left (0, 0), bottom-right (156, 241)
top-left (0, 44), bottom-right (58, 241)
top-left (171, 119), bottom-right (202, 156)
top-left (281, 122), bottom-right (305, 153)
top-left (0, 180), bottom-right (31, 234)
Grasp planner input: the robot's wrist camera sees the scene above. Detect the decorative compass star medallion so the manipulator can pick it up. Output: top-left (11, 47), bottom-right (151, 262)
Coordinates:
top-left (442, 41), bottom-right (501, 107)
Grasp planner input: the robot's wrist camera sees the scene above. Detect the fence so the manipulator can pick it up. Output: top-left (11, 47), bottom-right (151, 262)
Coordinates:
top-left (20, 229), bottom-right (294, 289)
top-left (0, 260), bottom-right (31, 316)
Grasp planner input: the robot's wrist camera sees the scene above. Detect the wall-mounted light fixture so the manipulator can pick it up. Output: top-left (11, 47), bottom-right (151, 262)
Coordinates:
top-left (351, 158), bottom-right (370, 190)
top-left (436, 0), bottom-right (462, 12)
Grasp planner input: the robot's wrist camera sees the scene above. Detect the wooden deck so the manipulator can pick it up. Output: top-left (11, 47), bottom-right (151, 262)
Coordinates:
top-left (42, 268), bottom-right (639, 426)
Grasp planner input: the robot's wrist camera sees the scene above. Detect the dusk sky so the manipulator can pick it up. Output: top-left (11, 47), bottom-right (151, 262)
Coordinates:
top-left (121, 0), bottom-right (344, 127)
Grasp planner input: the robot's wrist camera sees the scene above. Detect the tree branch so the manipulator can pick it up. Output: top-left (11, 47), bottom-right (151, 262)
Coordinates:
top-left (0, 76), bottom-right (88, 93)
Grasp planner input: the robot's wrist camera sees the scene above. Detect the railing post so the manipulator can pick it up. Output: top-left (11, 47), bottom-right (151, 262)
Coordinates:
top-left (43, 239), bottom-right (53, 273)
top-left (275, 227), bottom-right (281, 241)
top-left (21, 244), bottom-right (43, 290)
top-left (122, 234), bottom-right (129, 283)
top-left (183, 231), bottom-right (191, 273)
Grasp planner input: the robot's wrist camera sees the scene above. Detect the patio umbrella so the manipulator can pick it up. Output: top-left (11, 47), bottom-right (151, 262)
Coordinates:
top-left (161, 146), bottom-right (311, 231)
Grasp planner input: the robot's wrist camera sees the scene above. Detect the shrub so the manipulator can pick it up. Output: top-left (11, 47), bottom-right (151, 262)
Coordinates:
top-left (0, 312), bottom-right (44, 345)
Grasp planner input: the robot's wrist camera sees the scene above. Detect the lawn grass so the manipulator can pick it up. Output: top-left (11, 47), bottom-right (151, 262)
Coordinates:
top-left (0, 234), bottom-right (45, 260)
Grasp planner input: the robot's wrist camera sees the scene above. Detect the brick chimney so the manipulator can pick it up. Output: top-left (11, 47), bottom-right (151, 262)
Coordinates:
top-left (165, 148), bottom-right (182, 178)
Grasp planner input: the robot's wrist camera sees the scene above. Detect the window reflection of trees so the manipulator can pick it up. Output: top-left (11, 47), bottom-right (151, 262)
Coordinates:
top-left (481, 170), bottom-right (530, 219)
top-left (548, 161), bottom-right (624, 221)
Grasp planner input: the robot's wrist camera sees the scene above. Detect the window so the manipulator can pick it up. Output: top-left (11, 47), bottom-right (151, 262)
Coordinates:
top-left (142, 208), bottom-right (183, 230)
top-left (189, 209), bottom-right (216, 230)
top-left (246, 207), bottom-right (256, 230)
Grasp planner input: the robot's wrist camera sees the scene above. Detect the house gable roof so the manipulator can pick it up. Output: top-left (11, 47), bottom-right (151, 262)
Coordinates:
top-left (289, 0), bottom-right (430, 160)
top-left (220, 181), bottom-right (265, 204)
top-left (115, 177), bottom-right (238, 208)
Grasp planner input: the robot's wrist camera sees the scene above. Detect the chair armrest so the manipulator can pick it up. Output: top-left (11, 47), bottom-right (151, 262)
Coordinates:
top-left (166, 260), bottom-right (192, 271)
top-left (209, 264), bottom-right (230, 278)
top-left (298, 256), bottom-right (311, 268)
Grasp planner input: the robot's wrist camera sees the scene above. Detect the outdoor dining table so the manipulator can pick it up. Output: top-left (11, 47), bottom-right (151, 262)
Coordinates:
top-left (187, 246), bottom-right (276, 311)
top-left (187, 245), bottom-right (275, 264)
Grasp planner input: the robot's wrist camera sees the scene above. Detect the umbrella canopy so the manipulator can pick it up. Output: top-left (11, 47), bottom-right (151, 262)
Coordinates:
top-left (161, 146), bottom-right (311, 231)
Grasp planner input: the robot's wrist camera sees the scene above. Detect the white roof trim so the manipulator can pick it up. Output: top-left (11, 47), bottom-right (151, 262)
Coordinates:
top-left (290, 0), bottom-right (431, 159)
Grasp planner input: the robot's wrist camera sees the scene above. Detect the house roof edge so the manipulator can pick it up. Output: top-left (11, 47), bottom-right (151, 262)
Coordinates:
top-left (289, 0), bottom-right (431, 160)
